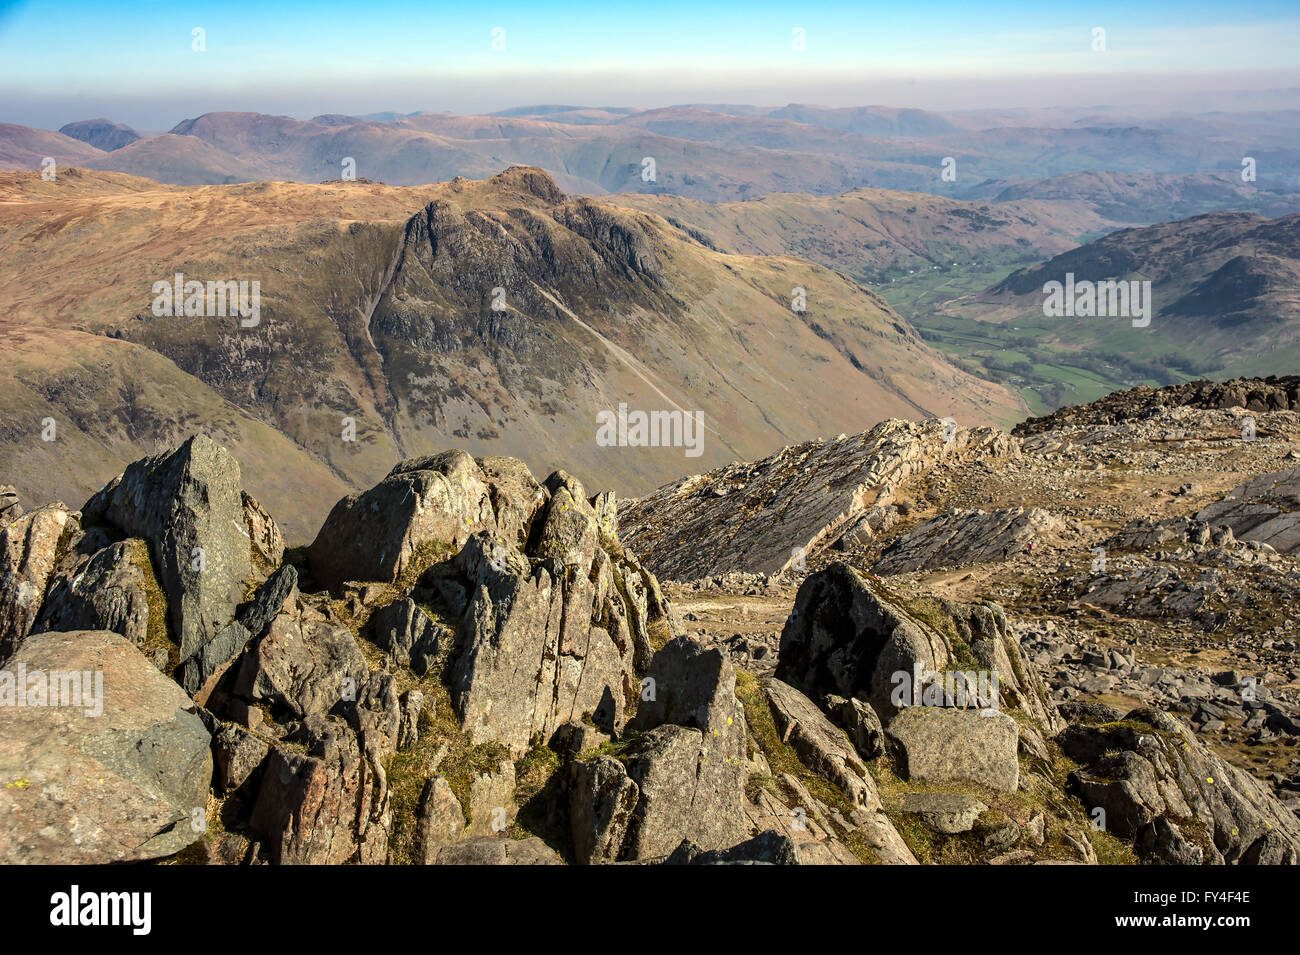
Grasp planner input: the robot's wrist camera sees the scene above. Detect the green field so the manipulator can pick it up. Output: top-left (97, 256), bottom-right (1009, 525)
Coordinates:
top-left (879, 264), bottom-right (1213, 416)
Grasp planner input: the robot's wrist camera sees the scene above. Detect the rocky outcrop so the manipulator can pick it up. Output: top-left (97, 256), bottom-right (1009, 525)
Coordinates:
top-left (249, 718), bottom-right (391, 865)
top-left (764, 678), bottom-right (875, 808)
top-left (0, 504), bottom-right (78, 661)
top-left (568, 637), bottom-right (749, 862)
top-left (307, 450), bottom-right (542, 591)
top-left (32, 540), bottom-right (151, 648)
top-left (370, 597), bottom-right (446, 674)
top-left (81, 434), bottom-right (253, 668)
top-left (776, 563), bottom-right (1059, 735)
top-left (621, 419), bottom-right (1020, 581)
top-left (1196, 468), bottom-right (1300, 554)
top-left (1015, 375), bottom-right (1300, 435)
top-left (1057, 707), bottom-right (1300, 864)
top-left (0, 630), bottom-right (212, 863)
top-left (874, 507), bottom-right (1062, 575)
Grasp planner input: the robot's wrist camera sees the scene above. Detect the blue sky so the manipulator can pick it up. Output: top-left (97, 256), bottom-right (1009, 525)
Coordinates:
top-left (1, 1), bottom-right (1297, 128)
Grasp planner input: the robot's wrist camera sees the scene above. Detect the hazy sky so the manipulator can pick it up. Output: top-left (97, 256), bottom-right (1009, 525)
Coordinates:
top-left (1, 0), bottom-right (1298, 129)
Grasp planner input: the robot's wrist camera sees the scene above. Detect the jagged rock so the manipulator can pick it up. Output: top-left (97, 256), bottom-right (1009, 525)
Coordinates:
top-left (213, 722), bottom-right (269, 794)
top-left (569, 638), bottom-right (748, 861)
top-left (432, 835), bottom-right (562, 865)
top-left (873, 507), bottom-right (1062, 574)
top-left (308, 450), bottom-right (542, 591)
top-left (530, 472), bottom-right (600, 569)
top-left (0, 486), bottom-right (23, 525)
top-left (242, 491), bottom-right (284, 569)
top-left (237, 564), bottom-right (297, 640)
top-left (0, 504), bottom-right (77, 661)
top-left (665, 830), bottom-right (799, 865)
top-left (0, 630), bottom-right (212, 863)
top-left (370, 597), bottom-right (445, 674)
top-left (763, 678), bottom-right (874, 808)
top-left (887, 707), bottom-right (1021, 793)
top-left (900, 793), bottom-right (989, 834)
top-left (413, 776), bottom-right (465, 863)
top-left (180, 621), bottom-right (252, 699)
top-left (449, 533), bottom-right (632, 756)
top-left (628, 637), bottom-right (748, 847)
top-left (467, 761), bottom-right (517, 836)
top-left (777, 562), bottom-right (1059, 734)
top-left (777, 563), bottom-right (942, 721)
top-left (397, 690), bottom-right (424, 750)
top-left (622, 418), bottom-right (1019, 580)
top-left (621, 725), bottom-right (725, 858)
top-left (824, 694), bottom-right (886, 760)
top-left (1058, 708), bottom-right (1300, 864)
top-left (32, 539), bottom-right (150, 648)
top-left (81, 434), bottom-right (253, 666)
top-left (569, 755), bottom-right (640, 865)
top-left (236, 601), bottom-right (368, 720)
top-left (1196, 469), bottom-right (1300, 555)
top-left (249, 716), bottom-right (390, 865)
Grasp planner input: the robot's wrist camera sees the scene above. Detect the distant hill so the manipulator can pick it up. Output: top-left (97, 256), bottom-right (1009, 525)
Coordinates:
top-left (57, 118), bottom-right (140, 152)
top-left (0, 165), bottom-right (1022, 540)
top-left (2, 105), bottom-right (1296, 212)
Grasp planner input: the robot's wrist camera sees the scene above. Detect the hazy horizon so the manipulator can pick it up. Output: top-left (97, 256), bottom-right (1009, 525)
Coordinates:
top-left (2, 0), bottom-right (1299, 129)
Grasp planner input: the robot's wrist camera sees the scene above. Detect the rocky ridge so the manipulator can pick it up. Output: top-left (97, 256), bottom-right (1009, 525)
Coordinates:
top-left (3, 376), bottom-right (1299, 865)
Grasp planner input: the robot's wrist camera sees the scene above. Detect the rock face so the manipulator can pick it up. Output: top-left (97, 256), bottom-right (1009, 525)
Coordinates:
top-left (32, 540), bottom-right (151, 648)
top-left (776, 563), bottom-right (1058, 733)
top-left (81, 434), bottom-right (253, 667)
top-left (0, 504), bottom-right (77, 661)
top-left (568, 637), bottom-right (749, 862)
top-left (1057, 708), bottom-right (1300, 864)
top-left (621, 419), bottom-right (1020, 581)
top-left (874, 507), bottom-right (1062, 574)
top-left (370, 597), bottom-right (446, 674)
top-left (764, 678), bottom-right (874, 807)
top-left (0, 630), bottom-right (212, 863)
top-left (887, 707), bottom-right (1021, 793)
top-left (308, 450), bottom-right (543, 592)
top-left (1196, 469), bottom-right (1300, 554)
top-left (432, 474), bottom-right (674, 756)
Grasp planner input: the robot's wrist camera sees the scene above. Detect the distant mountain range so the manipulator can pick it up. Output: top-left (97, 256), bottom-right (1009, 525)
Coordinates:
top-left (7, 104), bottom-right (1300, 221)
top-left (0, 165), bottom-right (1021, 541)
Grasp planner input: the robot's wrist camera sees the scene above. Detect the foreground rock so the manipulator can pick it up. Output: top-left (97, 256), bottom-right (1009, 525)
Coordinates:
top-left (622, 419), bottom-right (1019, 580)
top-left (81, 434), bottom-right (254, 666)
top-left (0, 630), bottom-right (212, 863)
top-left (1058, 707), bottom-right (1300, 864)
top-left (308, 451), bottom-right (542, 591)
top-left (776, 562), bottom-right (1059, 733)
top-left (0, 504), bottom-right (77, 661)
top-left (568, 637), bottom-right (748, 863)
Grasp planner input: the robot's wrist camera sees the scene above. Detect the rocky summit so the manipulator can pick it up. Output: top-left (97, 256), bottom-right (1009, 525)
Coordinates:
top-left (2, 377), bottom-right (1300, 866)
